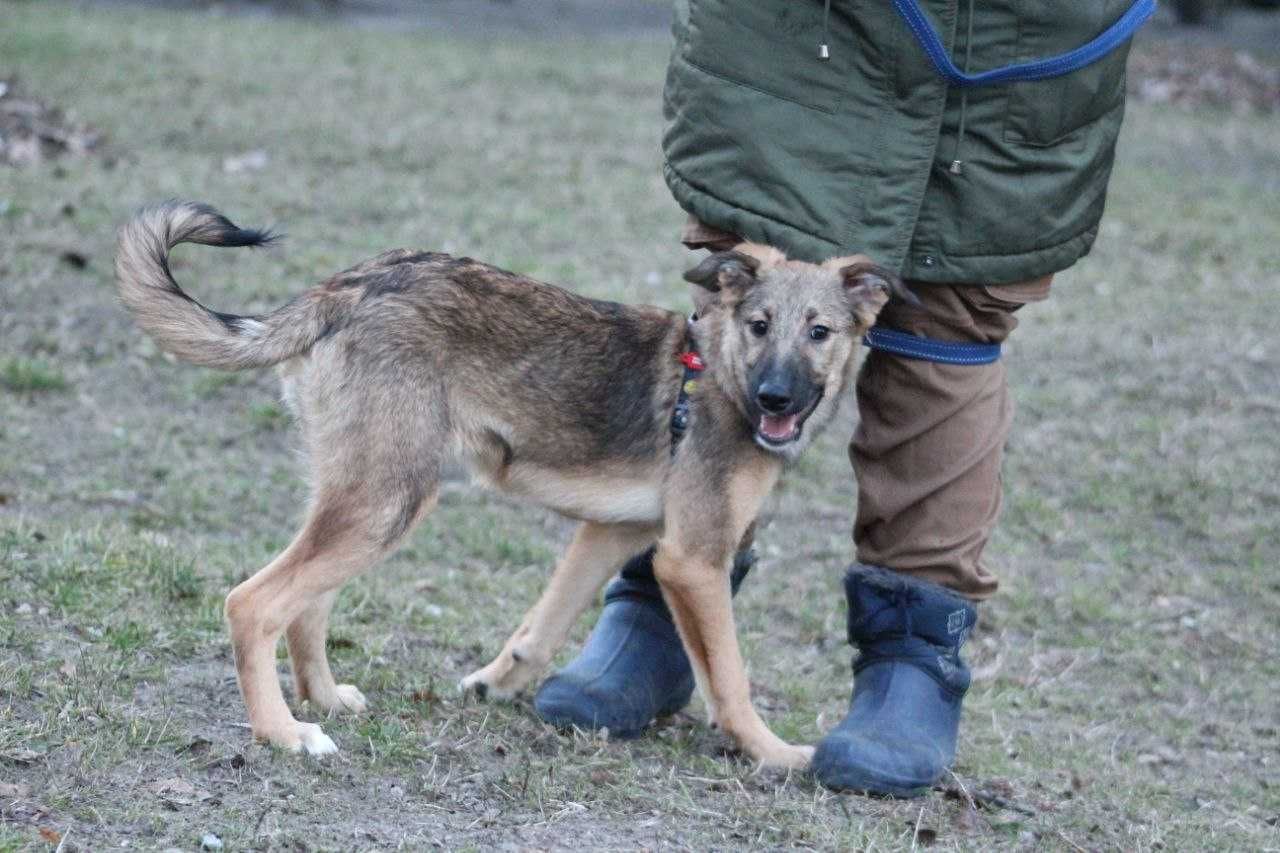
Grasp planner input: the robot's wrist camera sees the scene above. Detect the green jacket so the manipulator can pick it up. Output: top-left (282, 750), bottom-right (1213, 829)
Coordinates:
top-left (662, 0), bottom-right (1133, 283)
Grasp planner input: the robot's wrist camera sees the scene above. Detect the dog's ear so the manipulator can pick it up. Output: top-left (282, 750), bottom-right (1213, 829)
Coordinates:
top-left (835, 260), bottom-right (919, 328)
top-left (683, 250), bottom-right (761, 293)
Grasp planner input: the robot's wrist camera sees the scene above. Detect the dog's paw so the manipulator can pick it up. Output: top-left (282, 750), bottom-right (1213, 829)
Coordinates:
top-left (459, 646), bottom-right (545, 701)
top-left (332, 684), bottom-right (367, 714)
top-left (301, 682), bottom-right (368, 716)
top-left (458, 669), bottom-right (515, 702)
top-left (295, 722), bottom-right (339, 757)
top-left (257, 720), bottom-right (339, 757)
top-left (754, 742), bottom-right (815, 771)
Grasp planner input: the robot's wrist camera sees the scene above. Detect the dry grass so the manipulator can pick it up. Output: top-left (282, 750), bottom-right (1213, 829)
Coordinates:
top-left (2, 3), bottom-right (1279, 850)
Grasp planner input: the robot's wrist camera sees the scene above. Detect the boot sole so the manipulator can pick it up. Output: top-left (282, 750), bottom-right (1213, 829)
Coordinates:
top-left (813, 766), bottom-right (932, 798)
top-left (534, 693), bottom-right (691, 740)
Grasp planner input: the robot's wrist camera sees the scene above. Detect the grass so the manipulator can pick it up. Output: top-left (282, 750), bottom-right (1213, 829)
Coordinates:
top-left (0, 358), bottom-right (69, 394)
top-left (1, 2), bottom-right (1279, 850)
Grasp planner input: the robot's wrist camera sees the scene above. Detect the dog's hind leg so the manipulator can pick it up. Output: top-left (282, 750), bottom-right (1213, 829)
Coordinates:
top-left (225, 474), bottom-right (437, 755)
top-left (460, 521), bottom-right (658, 701)
top-left (286, 589), bottom-right (367, 715)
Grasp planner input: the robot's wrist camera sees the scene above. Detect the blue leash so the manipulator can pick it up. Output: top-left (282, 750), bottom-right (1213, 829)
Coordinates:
top-left (890, 0), bottom-right (1157, 87)
top-left (864, 327), bottom-right (1001, 365)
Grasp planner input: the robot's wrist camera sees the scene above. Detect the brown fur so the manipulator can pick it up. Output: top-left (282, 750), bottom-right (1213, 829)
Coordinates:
top-left (114, 202), bottom-right (902, 769)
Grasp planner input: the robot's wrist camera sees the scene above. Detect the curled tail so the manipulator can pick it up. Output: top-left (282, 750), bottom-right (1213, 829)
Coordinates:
top-left (115, 201), bottom-right (341, 370)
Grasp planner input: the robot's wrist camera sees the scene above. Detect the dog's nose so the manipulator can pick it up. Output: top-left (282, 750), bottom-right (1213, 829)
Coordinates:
top-left (756, 384), bottom-right (792, 414)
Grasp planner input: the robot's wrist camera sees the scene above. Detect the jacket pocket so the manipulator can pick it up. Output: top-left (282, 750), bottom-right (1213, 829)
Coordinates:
top-left (1003, 0), bottom-right (1132, 147)
top-left (683, 0), bottom-right (848, 113)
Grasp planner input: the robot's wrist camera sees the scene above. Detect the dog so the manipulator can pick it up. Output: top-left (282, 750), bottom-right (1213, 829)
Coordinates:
top-left (114, 201), bottom-right (912, 769)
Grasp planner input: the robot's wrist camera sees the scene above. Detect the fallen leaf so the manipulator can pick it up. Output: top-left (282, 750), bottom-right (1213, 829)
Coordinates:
top-left (38, 827), bottom-right (61, 845)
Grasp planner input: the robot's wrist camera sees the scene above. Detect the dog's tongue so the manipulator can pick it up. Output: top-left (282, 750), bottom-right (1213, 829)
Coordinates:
top-left (759, 413), bottom-right (800, 442)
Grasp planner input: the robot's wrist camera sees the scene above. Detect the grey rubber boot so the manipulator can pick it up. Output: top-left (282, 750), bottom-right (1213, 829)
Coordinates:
top-left (533, 546), bottom-right (755, 737)
top-left (812, 564), bottom-right (976, 796)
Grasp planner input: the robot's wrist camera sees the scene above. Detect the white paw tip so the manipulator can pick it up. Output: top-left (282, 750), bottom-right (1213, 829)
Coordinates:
top-left (298, 724), bottom-right (338, 757)
top-left (335, 684), bottom-right (368, 713)
top-left (459, 675), bottom-right (493, 700)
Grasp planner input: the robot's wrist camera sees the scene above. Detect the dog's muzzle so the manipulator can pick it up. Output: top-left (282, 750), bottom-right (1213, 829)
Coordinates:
top-left (752, 389), bottom-right (824, 448)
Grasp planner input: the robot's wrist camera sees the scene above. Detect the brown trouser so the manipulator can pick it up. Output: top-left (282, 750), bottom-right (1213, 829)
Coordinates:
top-left (683, 217), bottom-right (1050, 600)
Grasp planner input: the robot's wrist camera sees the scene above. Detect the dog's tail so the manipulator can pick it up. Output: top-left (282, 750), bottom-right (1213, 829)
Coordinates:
top-left (115, 201), bottom-right (341, 370)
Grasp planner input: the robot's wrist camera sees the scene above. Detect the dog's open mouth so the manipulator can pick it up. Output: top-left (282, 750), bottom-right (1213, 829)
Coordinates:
top-left (758, 413), bottom-right (802, 443)
top-left (754, 392), bottom-right (823, 448)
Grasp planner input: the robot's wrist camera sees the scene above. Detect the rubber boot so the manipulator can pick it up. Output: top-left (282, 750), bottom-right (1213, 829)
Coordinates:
top-left (533, 546), bottom-right (755, 738)
top-left (812, 564), bottom-right (976, 796)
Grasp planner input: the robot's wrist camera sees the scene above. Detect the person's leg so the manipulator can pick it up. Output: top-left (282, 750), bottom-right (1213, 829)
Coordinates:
top-left (855, 278), bottom-right (1051, 594)
top-left (813, 277), bottom-right (1050, 795)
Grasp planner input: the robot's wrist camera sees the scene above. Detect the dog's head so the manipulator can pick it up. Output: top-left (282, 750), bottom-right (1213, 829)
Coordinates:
top-left (684, 243), bottom-right (915, 459)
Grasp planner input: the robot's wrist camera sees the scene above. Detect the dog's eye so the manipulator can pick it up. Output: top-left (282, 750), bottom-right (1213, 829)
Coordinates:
top-left (749, 320), bottom-right (769, 338)
top-left (809, 325), bottom-right (830, 342)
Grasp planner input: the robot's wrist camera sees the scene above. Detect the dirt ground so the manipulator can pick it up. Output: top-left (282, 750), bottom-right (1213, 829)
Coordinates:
top-left (2, 2), bottom-right (1279, 851)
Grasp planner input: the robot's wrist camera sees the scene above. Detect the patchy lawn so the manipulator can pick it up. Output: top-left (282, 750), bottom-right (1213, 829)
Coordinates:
top-left (2, 3), bottom-right (1278, 850)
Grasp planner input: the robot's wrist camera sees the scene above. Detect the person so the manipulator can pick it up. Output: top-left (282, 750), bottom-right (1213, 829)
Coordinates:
top-left (534, 0), bottom-right (1142, 796)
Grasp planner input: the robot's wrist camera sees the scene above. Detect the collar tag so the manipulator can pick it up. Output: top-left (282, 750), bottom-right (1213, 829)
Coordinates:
top-left (678, 351), bottom-right (705, 372)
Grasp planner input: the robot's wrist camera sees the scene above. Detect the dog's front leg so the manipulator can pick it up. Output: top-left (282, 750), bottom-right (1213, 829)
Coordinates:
top-left (654, 460), bottom-right (814, 770)
top-left (461, 521), bottom-right (659, 700)
top-left (653, 546), bottom-right (812, 769)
